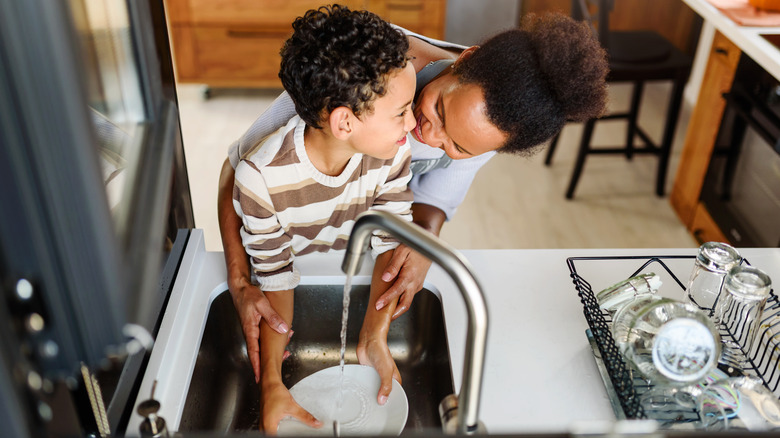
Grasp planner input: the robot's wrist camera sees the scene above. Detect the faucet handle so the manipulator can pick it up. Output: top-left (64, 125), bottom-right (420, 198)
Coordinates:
top-left (136, 399), bottom-right (160, 417)
top-left (440, 394), bottom-right (487, 435)
top-left (137, 398), bottom-right (168, 437)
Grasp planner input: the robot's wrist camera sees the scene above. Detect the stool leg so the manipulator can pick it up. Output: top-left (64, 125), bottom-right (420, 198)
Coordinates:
top-left (566, 118), bottom-right (596, 199)
top-left (626, 80), bottom-right (644, 160)
top-left (544, 132), bottom-right (561, 166)
top-left (655, 74), bottom-right (687, 197)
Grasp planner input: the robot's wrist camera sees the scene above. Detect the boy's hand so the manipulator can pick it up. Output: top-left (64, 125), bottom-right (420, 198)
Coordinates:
top-left (356, 336), bottom-right (402, 406)
top-left (230, 280), bottom-right (290, 382)
top-left (377, 244), bottom-right (432, 320)
top-left (260, 381), bottom-right (322, 434)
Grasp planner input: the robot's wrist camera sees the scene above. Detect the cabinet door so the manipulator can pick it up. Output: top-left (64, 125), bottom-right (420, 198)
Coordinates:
top-left (167, 0), bottom-right (365, 28)
top-left (670, 31), bottom-right (741, 227)
top-left (164, 0), bottom-right (447, 87)
top-left (690, 202), bottom-right (730, 245)
top-left (170, 26), bottom-right (289, 87)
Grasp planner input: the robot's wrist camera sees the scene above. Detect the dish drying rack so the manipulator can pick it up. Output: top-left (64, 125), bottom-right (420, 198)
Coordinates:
top-left (567, 255), bottom-right (780, 425)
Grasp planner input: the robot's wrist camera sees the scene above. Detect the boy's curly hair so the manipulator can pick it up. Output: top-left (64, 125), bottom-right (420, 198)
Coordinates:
top-left (279, 4), bottom-right (409, 129)
top-left (453, 13), bottom-right (609, 155)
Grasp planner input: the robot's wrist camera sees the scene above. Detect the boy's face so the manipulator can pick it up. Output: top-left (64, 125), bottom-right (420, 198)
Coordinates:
top-left (350, 63), bottom-right (417, 160)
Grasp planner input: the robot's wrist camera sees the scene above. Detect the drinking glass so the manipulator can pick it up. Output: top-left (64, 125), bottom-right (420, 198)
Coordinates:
top-left (713, 265), bottom-right (772, 370)
top-left (684, 242), bottom-right (742, 316)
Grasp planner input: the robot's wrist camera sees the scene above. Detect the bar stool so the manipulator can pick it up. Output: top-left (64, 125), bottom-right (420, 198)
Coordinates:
top-left (544, 0), bottom-right (693, 199)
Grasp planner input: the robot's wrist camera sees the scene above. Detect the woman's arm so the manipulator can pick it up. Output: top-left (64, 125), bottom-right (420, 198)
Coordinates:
top-left (406, 35), bottom-right (461, 73)
top-left (219, 159), bottom-right (289, 383)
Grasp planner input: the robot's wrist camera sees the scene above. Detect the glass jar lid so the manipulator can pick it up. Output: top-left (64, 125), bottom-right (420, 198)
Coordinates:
top-left (653, 317), bottom-right (719, 382)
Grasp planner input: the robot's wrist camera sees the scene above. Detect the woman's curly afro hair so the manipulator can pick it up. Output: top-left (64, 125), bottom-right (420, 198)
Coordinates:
top-left (279, 4), bottom-right (409, 129)
top-left (454, 13), bottom-right (609, 155)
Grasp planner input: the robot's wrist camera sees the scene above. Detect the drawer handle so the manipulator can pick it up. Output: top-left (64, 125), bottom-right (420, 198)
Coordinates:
top-left (386, 2), bottom-right (424, 11)
top-left (714, 47), bottom-right (729, 56)
top-left (227, 29), bottom-right (289, 39)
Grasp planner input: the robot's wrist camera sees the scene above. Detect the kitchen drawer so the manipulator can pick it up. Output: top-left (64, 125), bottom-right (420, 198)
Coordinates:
top-left (166, 0), bottom-right (366, 27)
top-left (690, 202), bottom-right (729, 245)
top-left (164, 0), bottom-right (448, 88)
top-left (171, 26), bottom-right (288, 87)
top-left (367, 0), bottom-right (447, 39)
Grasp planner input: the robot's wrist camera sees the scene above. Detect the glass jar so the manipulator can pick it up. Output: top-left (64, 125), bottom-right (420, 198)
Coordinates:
top-left (596, 272), bottom-right (662, 314)
top-left (684, 242), bottom-right (742, 316)
top-left (612, 296), bottom-right (721, 384)
top-left (713, 265), bottom-right (772, 370)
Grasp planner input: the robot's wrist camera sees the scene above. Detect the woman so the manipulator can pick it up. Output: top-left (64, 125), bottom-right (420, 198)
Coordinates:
top-left (217, 12), bottom-right (609, 388)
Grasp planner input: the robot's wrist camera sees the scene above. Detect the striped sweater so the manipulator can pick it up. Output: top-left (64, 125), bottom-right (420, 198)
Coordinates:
top-left (233, 116), bottom-right (413, 291)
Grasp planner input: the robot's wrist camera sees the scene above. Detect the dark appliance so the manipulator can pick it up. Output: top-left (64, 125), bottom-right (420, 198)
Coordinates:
top-left (700, 54), bottom-right (780, 247)
top-left (0, 0), bottom-right (193, 436)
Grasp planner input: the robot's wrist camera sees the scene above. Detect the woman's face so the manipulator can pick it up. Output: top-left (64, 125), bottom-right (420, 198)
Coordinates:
top-left (411, 73), bottom-right (507, 160)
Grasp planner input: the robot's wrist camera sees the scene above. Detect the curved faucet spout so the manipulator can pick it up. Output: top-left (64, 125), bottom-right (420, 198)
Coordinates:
top-left (342, 210), bottom-right (488, 434)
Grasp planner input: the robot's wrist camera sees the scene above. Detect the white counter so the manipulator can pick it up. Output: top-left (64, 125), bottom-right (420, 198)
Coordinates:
top-left (684, 0), bottom-right (780, 80)
top-left (128, 230), bottom-right (780, 435)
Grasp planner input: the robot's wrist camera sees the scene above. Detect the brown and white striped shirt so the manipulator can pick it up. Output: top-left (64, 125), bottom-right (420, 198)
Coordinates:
top-left (233, 116), bottom-right (413, 291)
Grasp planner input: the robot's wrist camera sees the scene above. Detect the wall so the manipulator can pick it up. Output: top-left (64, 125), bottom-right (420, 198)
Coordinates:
top-left (444, 0), bottom-right (520, 46)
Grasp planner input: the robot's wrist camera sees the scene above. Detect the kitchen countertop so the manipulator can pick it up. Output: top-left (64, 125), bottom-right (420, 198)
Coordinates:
top-left (684, 0), bottom-right (780, 79)
top-left (127, 230), bottom-right (780, 435)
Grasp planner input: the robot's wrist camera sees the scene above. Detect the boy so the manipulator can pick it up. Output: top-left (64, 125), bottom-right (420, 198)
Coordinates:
top-left (231, 5), bottom-right (417, 433)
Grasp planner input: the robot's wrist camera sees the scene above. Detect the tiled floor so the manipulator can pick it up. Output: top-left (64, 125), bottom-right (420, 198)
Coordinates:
top-left (177, 81), bottom-right (697, 252)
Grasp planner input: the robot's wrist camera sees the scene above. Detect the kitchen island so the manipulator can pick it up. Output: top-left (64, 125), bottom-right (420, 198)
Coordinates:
top-left (127, 230), bottom-right (780, 435)
top-left (684, 0), bottom-right (780, 79)
top-left (672, 0), bottom-right (780, 243)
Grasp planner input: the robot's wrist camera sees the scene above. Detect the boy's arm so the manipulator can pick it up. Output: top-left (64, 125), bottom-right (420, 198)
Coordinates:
top-left (357, 250), bottom-right (402, 405)
top-left (369, 147), bottom-right (436, 321)
top-left (259, 290), bottom-right (321, 434)
top-left (375, 203), bottom-right (443, 317)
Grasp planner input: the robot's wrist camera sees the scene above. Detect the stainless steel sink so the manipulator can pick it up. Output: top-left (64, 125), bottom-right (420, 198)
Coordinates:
top-left (179, 284), bottom-right (454, 433)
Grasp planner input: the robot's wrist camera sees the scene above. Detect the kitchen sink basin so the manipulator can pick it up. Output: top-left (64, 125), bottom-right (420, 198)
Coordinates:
top-left (179, 284), bottom-right (454, 433)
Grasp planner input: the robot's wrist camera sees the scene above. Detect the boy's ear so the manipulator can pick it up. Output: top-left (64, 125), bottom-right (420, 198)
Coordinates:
top-left (328, 107), bottom-right (355, 140)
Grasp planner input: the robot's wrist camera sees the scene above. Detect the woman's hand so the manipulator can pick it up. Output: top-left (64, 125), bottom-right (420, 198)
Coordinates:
top-left (230, 279), bottom-right (290, 382)
top-left (376, 244), bottom-right (432, 320)
top-left (260, 381), bottom-right (322, 434)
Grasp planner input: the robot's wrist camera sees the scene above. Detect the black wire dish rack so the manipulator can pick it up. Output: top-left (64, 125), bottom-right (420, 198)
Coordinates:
top-left (567, 255), bottom-right (780, 428)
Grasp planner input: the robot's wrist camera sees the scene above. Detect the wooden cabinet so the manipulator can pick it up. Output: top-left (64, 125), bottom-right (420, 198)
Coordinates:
top-left (669, 31), bottom-right (741, 244)
top-left (365, 0), bottom-right (446, 40)
top-left (689, 203), bottom-right (729, 245)
top-left (163, 0), bottom-right (447, 89)
top-left (521, 0), bottom-right (701, 55)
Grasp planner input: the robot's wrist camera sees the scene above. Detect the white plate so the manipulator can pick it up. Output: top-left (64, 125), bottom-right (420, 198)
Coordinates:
top-left (277, 364), bottom-right (408, 436)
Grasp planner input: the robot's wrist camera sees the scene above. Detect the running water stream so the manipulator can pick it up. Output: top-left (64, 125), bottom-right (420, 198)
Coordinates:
top-left (334, 275), bottom-right (353, 435)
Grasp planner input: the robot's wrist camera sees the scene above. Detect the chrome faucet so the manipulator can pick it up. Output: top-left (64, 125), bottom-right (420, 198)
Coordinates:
top-left (342, 210), bottom-right (488, 434)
